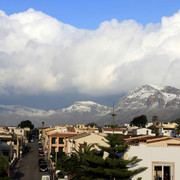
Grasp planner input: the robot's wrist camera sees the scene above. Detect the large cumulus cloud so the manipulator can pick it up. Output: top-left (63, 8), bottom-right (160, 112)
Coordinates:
top-left (1, 8), bottom-right (180, 97)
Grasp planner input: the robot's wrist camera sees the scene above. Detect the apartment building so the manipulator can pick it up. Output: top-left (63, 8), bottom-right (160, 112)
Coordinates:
top-left (102, 127), bottom-right (124, 134)
top-left (124, 135), bottom-right (180, 180)
top-left (46, 132), bottom-right (77, 156)
top-left (75, 124), bottom-right (99, 133)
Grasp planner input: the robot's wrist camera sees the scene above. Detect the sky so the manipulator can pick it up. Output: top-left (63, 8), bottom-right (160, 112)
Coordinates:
top-left (1, 0), bottom-right (180, 110)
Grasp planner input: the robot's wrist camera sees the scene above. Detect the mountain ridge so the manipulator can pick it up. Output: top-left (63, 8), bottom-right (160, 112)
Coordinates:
top-left (0, 101), bottom-right (112, 126)
top-left (1, 84), bottom-right (180, 126)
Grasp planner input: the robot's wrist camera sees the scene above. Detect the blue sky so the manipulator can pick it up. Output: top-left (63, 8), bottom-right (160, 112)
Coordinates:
top-left (1, 0), bottom-right (180, 29)
top-left (1, 1), bottom-right (180, 110)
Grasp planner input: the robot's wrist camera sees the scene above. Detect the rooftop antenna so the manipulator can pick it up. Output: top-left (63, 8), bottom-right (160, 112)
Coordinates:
top-left (110, 101), bottom-right (117, 134)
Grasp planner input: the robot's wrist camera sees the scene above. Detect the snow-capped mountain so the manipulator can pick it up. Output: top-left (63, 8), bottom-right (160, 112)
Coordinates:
top-left (1, 84), bottom-right (180, 127)
top-left (100, 84), bottom-right (180, 125)
top-left (117, 84), bottom-right (180, 110)
top-left (62, 101), bottom-right (111, 114)
top-left (0, 101), bottom-right (111, 126)
top-left (0, 105), bottom-right (56, 116)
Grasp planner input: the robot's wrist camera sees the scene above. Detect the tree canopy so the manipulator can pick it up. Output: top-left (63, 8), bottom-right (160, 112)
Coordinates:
top-left (152, 115), bottom-right (158, 125)
top-left (130, 115), bottom-right (147, 127)
top-left (18, 120), bottom-right (34, 129)
top-left (172, 118), bottom-right (180, 125)
top-left (148, 125), bottom-right (159, 136)
top-left (57, 134), bottom-right (147, 179)
top-left (172, 119), bottom-right (180, 135)
top-left (0, 156), bottom-right (9, 179)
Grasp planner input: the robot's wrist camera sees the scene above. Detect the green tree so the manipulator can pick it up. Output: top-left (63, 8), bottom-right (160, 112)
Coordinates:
top-left (18, 120), bottom-right (34, 129)
top-left (152, 115), bottom-right (158, 126)
top-left (148, 125), bottom-right (159, 136)
top-left (88, 134), bottom-right (147, 180)
top-left (130, 115), bottom-right (147, 127)
top-left (172, 118), bottom-right (180, 125)
top-left (59, 142), bottom-right (99, 179)
top-left (61, 134), bottom-right (147, 180)
top-left (0, 156), bottom-right (9, 178)
top-left (175, 124), bottom-right (180, 135)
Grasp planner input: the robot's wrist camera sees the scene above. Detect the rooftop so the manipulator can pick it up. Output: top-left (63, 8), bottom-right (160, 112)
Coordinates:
top-left (123, 135), bottom-right (180, 146)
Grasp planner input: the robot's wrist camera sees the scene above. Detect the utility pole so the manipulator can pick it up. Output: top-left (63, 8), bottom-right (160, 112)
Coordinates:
top-left (110, 101), bottom-right (117, 134)
top-left (110, 101), bottom-right (117, 180)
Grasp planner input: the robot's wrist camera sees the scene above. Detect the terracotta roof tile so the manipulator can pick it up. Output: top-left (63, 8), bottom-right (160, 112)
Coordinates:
top-left (66, 127), bottom-right (76, 132)
top-left (49, 132), bottom-right (77, 138)
top-left (67, 132), bottom-right (90, 140)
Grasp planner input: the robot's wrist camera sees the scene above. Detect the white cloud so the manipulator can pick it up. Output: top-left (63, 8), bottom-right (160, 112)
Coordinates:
top-left (1, 9), bottom-right (180, 97)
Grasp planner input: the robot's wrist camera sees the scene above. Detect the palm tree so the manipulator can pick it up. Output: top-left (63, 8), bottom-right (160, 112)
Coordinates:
top-left (60, 135), bottom-right (147, 180)
top-left (152, 115), bottom-right (158, 126)
top-left (62, 142), bottom-right (98, 179)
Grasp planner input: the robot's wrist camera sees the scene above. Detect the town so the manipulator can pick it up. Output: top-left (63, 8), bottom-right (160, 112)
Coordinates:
top-left (1, 115), bottom-right (180, 180)
top-left (1, 1), bottom-right (180, 180)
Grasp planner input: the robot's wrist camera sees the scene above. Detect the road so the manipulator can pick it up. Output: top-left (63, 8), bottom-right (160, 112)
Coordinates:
top-left (13, 139), bottom-right (51, 180)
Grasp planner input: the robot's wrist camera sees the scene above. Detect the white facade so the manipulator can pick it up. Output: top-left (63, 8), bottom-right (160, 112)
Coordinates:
top-left (132, 128), bottom-right (155, 136)
top-left (159, 127), bottom-right (176, 137)
top-left (102, 128), bottom-right (123, 134)
top-left (14, 128), bottom-right (25, 136)
top-left (146, 123), bottom-right (153, 128)
top-left (127, 144), bottom-right (180, 180)
top-left (49, 128), bottom-right (68, 133)
top-left (66, 133), bottom-right (108, 155)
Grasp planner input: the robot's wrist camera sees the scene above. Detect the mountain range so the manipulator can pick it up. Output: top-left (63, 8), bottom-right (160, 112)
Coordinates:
top-left (1, 84), bottom-right (180, 127)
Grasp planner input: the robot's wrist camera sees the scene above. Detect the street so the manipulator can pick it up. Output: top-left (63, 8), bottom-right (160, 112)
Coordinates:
top-left (13, 139), bottom-right (50, 180)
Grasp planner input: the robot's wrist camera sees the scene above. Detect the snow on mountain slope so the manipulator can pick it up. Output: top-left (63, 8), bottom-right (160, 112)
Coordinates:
top-left (102, 84), bottom-right (180, 125)
top-left (0, 105), bottom-right (56, 116)
top-left (117, 84), bottom-right (180, 110)
top-left (1, 84), bottom-right (180, 126)
top-left (62, 101), bottom-right (111, 114)
top-left (0, 101), bottom-right (112, 126)
top-left (0, 101), bottom-right (111, 116)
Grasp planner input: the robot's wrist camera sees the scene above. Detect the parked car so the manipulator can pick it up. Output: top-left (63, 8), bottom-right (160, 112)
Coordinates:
top-left (38, 145), bottom-right (43, 151)
top-left (38, 158), bottom-right (46, 166)
top-left (39, 150), bottom-right (45, 157)
top-left (41, 175), bottom-right (50, 180)
top-left (39, 164), bottom-right (48, 172)
top-left (38, 141), bottom-right (42, 146)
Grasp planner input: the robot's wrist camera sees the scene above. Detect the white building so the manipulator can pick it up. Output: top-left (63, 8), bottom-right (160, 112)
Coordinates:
top-left (66, 132), bottom-right (108, 155)
top-left (132, 128), bottom-right (156, 136)
top-left (124, 135), bottom-right (180, 180)
top-left (14, 128), bottom-right (26, 136)
top-left (102, 127), bottom-right (124, 134)
top-left (159, 127), bottom-right (176, 137)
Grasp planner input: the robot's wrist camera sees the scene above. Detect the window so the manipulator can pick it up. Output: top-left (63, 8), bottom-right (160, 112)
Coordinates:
top-left (52, 138), bottom-right (56, 144)
top-left (59, 147), bottom-right (63, 152)
top-left (59, 138), bottom-right (64, 144)
top-left (153, 162), bottom-right (174, 180)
